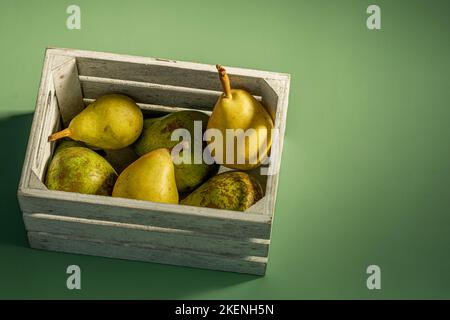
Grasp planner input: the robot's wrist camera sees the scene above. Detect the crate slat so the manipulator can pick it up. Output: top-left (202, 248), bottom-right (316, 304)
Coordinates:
top-left (23, 213), bottom-right (269, 257)
top-left (28, 231), bottom-right (267, 275)
top-left (75, 55), bottom-right (281, 97)
top-left (83, 99), bottom-right (212, 115)
top-left (80, 75), bottom-right (221, 110)
top-left (18, 188), bottom-right (273, 239)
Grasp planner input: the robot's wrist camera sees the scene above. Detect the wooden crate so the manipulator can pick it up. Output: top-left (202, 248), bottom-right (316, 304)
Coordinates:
top-left (17, 48), bottom-right (290, 275)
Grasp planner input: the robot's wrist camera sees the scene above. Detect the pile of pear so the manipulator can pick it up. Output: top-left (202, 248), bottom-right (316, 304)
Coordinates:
top-left (45, 65), bottom-right (273, 212)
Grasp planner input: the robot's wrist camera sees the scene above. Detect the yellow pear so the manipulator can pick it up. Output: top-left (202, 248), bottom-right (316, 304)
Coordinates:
top-left (112, 148), bottom-right (179, 204)
top-left (206, 65), bottom-right (274, 170)
top-left (48, 94), bottom-right (143, 150)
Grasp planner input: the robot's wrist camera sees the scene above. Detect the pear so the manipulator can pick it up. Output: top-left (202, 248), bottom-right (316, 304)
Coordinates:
top-left (134, 111), bottom-right (209, 153)
top-left (173, 147), bottom-right (218, 194)
top-left (45, 143), bottom-right (118, 196)
top-left (206, 65), bottom-right (274, 170)
top-left (54, 139), bottom-right (85, 151)
top-left (48, 94), bottom-right (143, 150)
top-left (134, 111), bottom-right (219, 193)
top-left (112, 148), bottom-right (179, 204)
top-left (181, 171), bottom-right (263, 212)
top-left (102, 146), bottom-right (139, 174)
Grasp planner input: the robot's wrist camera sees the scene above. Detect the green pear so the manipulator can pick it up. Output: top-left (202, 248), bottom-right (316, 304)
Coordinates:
top-left (48, 94), bottom-right (143, 150)
top-left (45, 144), bottom-right (118, 196)
top-left (134, 111), bottom-right (219, 193)
top-left (206, 65), bottom-right (274, 170)
top-left (181, 171), bottom-right (263, 212)
top-left (112, 148), bottom-right (179, 204)
top-left (134, 111), bottom-right (209, 153)
top-left (54, 139), bottom-right (85, 151)
top-left (173, 148), bottom-right (218, 194)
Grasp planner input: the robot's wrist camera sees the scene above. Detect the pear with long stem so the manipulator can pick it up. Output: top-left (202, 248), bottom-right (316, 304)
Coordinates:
top-left (206, 65), bottom-right (274, 170)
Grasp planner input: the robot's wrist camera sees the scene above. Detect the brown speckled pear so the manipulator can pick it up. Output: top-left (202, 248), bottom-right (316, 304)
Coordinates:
top-left (181, 171), bottom-right (263, 212)
top-left (48, 94), bottom-right (143, 150)
top-left (112, 148), bottom-right (179, 204)
top-left (45, 141), bottom-right (118, 195)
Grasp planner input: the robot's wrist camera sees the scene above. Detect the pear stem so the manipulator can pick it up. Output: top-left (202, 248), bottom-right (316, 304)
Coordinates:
top-left (48, 128), bottom-right (72, 142)
top-left (216, 64), bottom-right (232, 99)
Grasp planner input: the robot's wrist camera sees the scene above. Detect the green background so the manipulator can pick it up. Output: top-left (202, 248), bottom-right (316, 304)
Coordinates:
top-left (1, 0), bottom-right (449, 299)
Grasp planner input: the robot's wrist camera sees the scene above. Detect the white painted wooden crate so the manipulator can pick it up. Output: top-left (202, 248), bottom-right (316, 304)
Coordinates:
top-left (17, 48), bottom-right (290, 275)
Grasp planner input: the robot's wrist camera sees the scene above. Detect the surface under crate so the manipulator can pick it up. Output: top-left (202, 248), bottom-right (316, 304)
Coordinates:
top-left (17, 48), bottom-right (290, 275)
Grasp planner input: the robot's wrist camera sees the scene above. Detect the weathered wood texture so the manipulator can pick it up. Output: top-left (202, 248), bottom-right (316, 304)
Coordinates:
top-left (53, 58), bottom-right (84, 126)
top-left (19, 188), bottom-right (272, 239)
top-left (80, 76), bottom-right (221, 110)
top-left (23, 213), bottom-right (269, 257)
top-left (28, 232), bottom-right (267, 275)
top-left (17, 47), bottom-right (290, 275)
